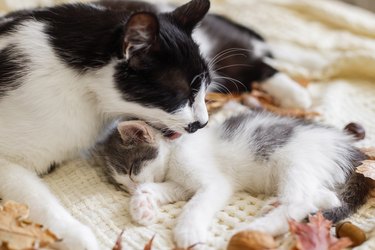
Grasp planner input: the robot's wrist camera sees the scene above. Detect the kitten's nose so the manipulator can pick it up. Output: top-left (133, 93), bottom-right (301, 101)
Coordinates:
top-left (186, 121), bottom-right (208, 133)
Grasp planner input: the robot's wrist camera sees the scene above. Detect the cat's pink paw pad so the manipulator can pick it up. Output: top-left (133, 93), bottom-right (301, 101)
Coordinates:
top-left (130, 192), bottom-right (158, 226)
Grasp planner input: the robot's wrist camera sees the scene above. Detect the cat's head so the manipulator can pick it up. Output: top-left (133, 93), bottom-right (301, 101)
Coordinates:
top-left (102, 120), bottom-right (169, 192)
top-left (99, 0), bottom-right (211, 138)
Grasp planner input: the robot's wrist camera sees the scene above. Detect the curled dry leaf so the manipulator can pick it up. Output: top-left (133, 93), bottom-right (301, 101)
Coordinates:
top-left (112, 230), bottom-right (124, 250)
top-left (144, 235), bottom-right (155, 250)
top-left (0, 201), bottom-right (58, 250)
top-left (356, 160), bottom-right (375, 181)
top-left (289, 212), bottom-right (352, 250)
top-left (336, 222), bottom-right (366, 247)
top-left (205, 88), bottom-right (319, 119)
top-left (227, 230), bottom-right (277, 250)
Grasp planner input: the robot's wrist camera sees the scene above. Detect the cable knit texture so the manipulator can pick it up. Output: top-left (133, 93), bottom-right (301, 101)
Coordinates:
top-left (1, 0), bottom-right (375, 249)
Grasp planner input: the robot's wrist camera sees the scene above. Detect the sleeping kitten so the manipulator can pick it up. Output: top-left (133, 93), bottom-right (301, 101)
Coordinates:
top-left (0, 0), bottom-right (211, 249)
top-left (94, 108), bottom-right (370, 248)
top-left (101, 0), bottom-right (312, 109)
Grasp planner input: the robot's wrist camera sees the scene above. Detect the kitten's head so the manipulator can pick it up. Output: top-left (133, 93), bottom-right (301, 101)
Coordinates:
top-left (100, 0), bottom-right (211, 138)
top-left (102, 120), bottom-right (168, 192)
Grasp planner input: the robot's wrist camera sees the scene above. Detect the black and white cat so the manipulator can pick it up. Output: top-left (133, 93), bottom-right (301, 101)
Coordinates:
top-left (0, 0), bottom-right (212, 249)
top-left (94, 106), bottom-right (370, 248)
top-left (101, 0), bottom-right (312, 109)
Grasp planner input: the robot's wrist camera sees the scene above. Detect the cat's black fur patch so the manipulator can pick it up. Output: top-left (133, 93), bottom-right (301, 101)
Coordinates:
top-left (0, 45), bottom-right (29, 98)
top-left (201, 14), bottom-right (277, 93)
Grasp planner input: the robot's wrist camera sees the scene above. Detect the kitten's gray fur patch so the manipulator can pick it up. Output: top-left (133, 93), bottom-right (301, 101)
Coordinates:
top-left (323, 149), bottom-right (370, 223)
top-left (94, 128), bottom-right (158, 185)
top-left (251, 123), bottom-right (294, 159)
top-left (221, 112), bottom-right (294, 159)
top-left (220, 112), bottom-right (256, 139)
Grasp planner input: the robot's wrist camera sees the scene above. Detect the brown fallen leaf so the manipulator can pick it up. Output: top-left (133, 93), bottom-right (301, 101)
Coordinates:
top-left (227, 230), bottom-right (277, 250)
top-left (289, 212), bottom-right (352, 250)
top-left (112, 230), bottom-right (124, 250)
top-left (293, 77), bottom-right (310, 88)
top-left (361, 147), bottom-right (375, 160)
top-left (0, 201), bottom-right (58, 250)
top-left (356, 160), bottom-right (375, 180)
top-left (205, 88), bottom-right (319, 119)
top-left (144, 235), bottom-right (155, 250)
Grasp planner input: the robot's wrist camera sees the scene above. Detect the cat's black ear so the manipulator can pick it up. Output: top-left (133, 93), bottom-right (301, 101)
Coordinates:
top-left (171, 0), bottom-right (210, 33)
top-left (117, 121), bottom-right (155, 145)
top-left (123, 12), bottom-right (159, 60)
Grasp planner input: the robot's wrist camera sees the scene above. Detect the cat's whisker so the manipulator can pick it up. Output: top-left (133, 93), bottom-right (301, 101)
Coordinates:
top-left (208, 48), bottom-right (254, 68)
top-left (213, 75), bottom-right (248, 91)
top-left (213, 63), bottom-right (254, 72)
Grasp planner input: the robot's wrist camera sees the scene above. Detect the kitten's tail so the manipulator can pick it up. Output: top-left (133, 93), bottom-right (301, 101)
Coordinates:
top-left (322, 150), bottom-right (371, 223)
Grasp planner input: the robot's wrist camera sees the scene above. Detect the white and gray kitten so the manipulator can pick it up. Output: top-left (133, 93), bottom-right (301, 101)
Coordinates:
top-left (93, 109), bottom-right (369, 248)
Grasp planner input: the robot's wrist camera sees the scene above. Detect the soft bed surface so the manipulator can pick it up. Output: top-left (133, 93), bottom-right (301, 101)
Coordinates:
top-left (1, 0), bottom-right (375, 249)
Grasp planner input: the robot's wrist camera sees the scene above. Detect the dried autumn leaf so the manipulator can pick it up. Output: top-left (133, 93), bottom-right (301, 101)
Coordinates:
top-left (227, 230), bottom-right (277, 250)
top-left (361, 147), bottom-right (375, 160)
top-left (289, 212), bottom-right (352, 250)
top-left (173, 243), bottom-right (202, 250)
top-left (144, 235), bottom-right (155, 250)
top-left (0, 201), bottom-right (58, 250)
top-left (205, 89), bottom-right (319, 119)
top-left (112, 230), bottom-right (124, 250)
top-left (356, 160), bottom-right (375, 180)
top-left (293, 77), bottom-right (310, 88)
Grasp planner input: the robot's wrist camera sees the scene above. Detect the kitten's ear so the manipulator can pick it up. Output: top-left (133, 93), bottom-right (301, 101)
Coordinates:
top-left (123, 12), bottom-right (159, 60)
top-left (171, 0), bottom-right (210, 33)
top-left (117, 121), bottom-right (155, 145)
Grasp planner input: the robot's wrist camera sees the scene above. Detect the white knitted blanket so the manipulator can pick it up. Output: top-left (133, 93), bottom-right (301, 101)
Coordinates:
top-left (1, 0), bottom-right (375, 249)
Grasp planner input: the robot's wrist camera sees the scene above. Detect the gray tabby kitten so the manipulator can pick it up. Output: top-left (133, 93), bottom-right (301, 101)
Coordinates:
top-left (93, 108), bottom-right (369, 249)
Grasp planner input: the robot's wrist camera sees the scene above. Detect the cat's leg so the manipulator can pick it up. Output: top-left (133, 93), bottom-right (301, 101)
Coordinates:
top-left (173, 180), bottom-right (233, 249)
top-left (235, 166), bottom-right (322, 236)
top-left (0, 159), bottom-right (99, 250)
top-left (257, 60), bottom-right (312, 109)
top-left (130, 181), bottom-right (191, 226)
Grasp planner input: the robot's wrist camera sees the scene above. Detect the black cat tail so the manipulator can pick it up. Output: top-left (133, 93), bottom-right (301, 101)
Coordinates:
top-left (322, 150), bottom-right (371, 223)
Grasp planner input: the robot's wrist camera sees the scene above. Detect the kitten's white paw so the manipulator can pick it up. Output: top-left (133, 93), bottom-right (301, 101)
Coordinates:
top-left (54, 221), bottom-right (99, 250)
top-left (173, 222), bottom-right (207, 249)
top-left (130, 189), bottom-right (158, 226)
top-left (279, 87), bottom-right (312, 109)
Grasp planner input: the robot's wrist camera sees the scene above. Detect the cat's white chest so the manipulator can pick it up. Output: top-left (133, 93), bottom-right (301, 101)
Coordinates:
top-left (0, 71), bottom-right (103, 174)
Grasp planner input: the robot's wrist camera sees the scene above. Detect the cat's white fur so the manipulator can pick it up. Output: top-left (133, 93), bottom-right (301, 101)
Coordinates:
top-left (0, 20), bottom-right (208, 249)
top-left (119, 108), bottom-right (356, 248)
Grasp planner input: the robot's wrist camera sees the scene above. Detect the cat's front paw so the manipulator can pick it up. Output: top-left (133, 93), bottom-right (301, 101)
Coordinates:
top-left (173, 222), bottom-right (207, 249)
top-left (130, 189), bottom-right (159, 226)
top-left (54, 221), bottom-right (99, 250)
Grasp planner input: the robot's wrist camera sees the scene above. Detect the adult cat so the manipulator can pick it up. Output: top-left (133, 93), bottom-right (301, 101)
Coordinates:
top-left (101, 0), bottom-right (312, 109)
top-left (0, 0), bottom-right (211, 249)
